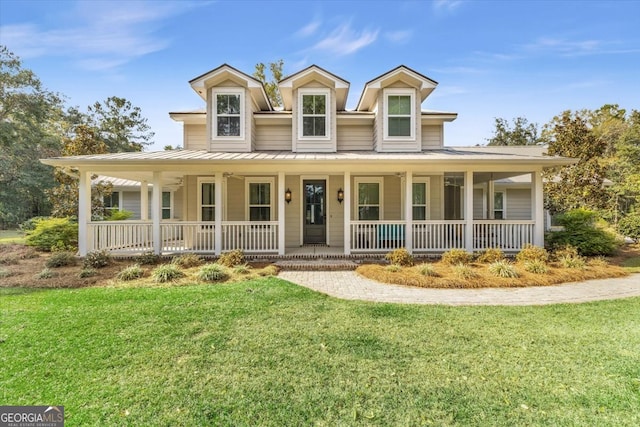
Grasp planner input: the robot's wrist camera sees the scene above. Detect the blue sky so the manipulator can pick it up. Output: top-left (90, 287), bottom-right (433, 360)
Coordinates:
top-left (1, 0), bottom-right (639, 150)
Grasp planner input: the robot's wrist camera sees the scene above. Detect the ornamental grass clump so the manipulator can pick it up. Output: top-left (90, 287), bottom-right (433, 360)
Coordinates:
top-left (385, 264), bottom-right (402, 272)
top-left (171, 253), bottom-right (204, 268)
top-left (257, 265), bottom-right (279, 277)
top-left (385, 248), bottom-right (414, 267)
top-left (488, 260), bottom-right (519, 278)
top-left (516, 244), bottom-right (548, 264)
top-left (417, 263), bottom-right (439, 277)
top-left (45, 251), bottom-right (76, 268)
top-left (523, 259), bottom-right (549, 274)
top-left (441, 249), bottom-right (473, 265)
top-left (116, 264), bottom-right (144, 281)
top-left (476, 248), bottom-right (504, 264)
top-left (218, 250), bottom-right (245, 267)
top-left (558, 255), bottom-right (586, 270)
top-left (453, 263), bottom-right (478, 279)
top-left (233, 264), bottom-right (252, 274)
top-left (83, 250), bottom-right (111, 269)
top-left (197, 263), bottom-right (229, 282)
top-left (152, 264), bottom-right (185, 283)
top-left (35, 268), bottom-right (55, 279)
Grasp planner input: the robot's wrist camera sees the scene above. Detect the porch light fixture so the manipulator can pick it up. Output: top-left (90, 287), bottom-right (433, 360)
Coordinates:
top-left (337, 188), bottom-right (344, 204)
top-left (285, 188), bottom-right (292, 204)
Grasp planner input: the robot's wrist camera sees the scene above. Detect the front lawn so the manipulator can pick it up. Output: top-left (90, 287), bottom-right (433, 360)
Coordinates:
top-left (1, 280), bottom-right (639, 426)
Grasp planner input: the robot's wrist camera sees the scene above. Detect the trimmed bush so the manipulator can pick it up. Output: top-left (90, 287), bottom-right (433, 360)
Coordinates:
top-left (35, 268), bottom-right (55, 279)
top-left (524, 259), bottom-right (549, 274)
top-left (152, 264), bottom-right (185, 283)
top-left (588, 257), bottom-right (609, 268)
top-left (25, 217), bottom-right (78, 251)
top-left (476, 248), bottom-right (504, 263)
top-left (19, 216), bottom-right (49, 232)
top-left (488, 260), bottom-right (519, 278)
top-left (83, 250), bottom-right (112, 269)
top-left (116, 264), bottom-right (144, 281)
top-left (559, 255), bottom-right (586, 270)
top-left (218, 250), bottom-right (245, 267)
top-left (107, 209), bottom-right (133, 221)
top-left (385, 248), bottom-right (414, 267)
top-left (78, 268), bottom-right (98, 278)
top-left (453, 263), bottom-right (478, 279)
top-left (516, 244), bottom-right (549, 264)
top-left (45, 251), bottom-right (76, 268)
top-left (553, 245), bottom-right (579, 261)
top-left (441, 249), bottom-right (473, 265)
top-left (137, 251), bottom-right (160, 265)
top-left (197, 263), bottom-right (229, 282)
top-left (417, 263), bottom-right (439, 277)
top-left (546, 208), bottom-right (619, 256)
top-left (617, 212), bottom-right (640, 243)
top-left (172, 253), bottom-right (204, 268)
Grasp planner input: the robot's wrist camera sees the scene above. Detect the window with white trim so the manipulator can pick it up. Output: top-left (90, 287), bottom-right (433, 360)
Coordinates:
top-left (412, 179), bottom-right (430, 220)
top-left (198, 179), bottom-right (215, 222)
top-left (384, 89), bottom-right (415, 139)
top-left (298, 89), bottom-right (329, 139)
top-left (104, 191), bottom-right (120, 214)
top-left (246, 178), bottom-right (274, 221)
top-left (162, 191), bottom-right (172, 220)
top-left (494, 191), bottom-right (505, 219)
top-left (213, 89), bottom-right (243, 138)
top-left (355, 178), bottom-right (383, 220)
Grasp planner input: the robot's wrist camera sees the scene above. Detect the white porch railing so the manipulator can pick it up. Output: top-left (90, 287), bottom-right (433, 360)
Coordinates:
top-left (221, 221), bottom-right (278, 253)
top-left (473, 220), bottom-right (535, 251)
top-left (161, 221), bottom-right (215, 253)
top-left (350, 221), bottom-right (407, 252)
top-left (88, 221), bottom-right (153, 253)
top-left (413, 221), bottom-right (466, 252)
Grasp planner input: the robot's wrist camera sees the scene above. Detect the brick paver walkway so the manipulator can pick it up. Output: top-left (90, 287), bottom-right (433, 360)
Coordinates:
top-left (278, 271), bottom-right (640, 306)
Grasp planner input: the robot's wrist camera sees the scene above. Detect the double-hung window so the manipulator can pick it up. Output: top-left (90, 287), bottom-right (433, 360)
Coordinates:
top-left (162, 191), bottom-right (172, 220)
top-left (384, 89), bottom-right (414, 139)
top-left (355, 178), bottom-right (383, 220)
top-left (213, 89), bottom-right (243, 138)
top-left (299, 89), bottom-right (329, 139)
top-left (494, 192), bottom-right (505, 219)
top-left (104, 191), bottom-right (120, 214)
top-left (247, 179), bottom-right (273, 221)
top-left (412, 179), bottom-right (430, 220)
top-left (199, 179), bottom-right (215, 222)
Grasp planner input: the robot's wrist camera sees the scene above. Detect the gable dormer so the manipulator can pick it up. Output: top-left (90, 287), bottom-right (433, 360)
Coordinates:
top-left (189, 64), bottom-right (272, 152)
top-left (356, 66), bottom-right (438, 152)
top-left (279, 65), bottom-right (349, 153)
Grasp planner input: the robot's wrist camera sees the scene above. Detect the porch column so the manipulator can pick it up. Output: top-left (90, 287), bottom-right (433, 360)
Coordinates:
top-left (343, 171), bottom-right (351, 255)
top-left (532, 170), bottom-right (544, 246)
top-left (278, 171), bottom-right (285, 255)
top-left (404, 171), bottom-right (413, 252)
top-left (140, 180), bottom-right (149, 220)
top-left (152, 172), bottom-right (163, 254)
top-left (214, 172), bottom-right (222, 256)
top-left (464, 170), bottom-right (474, 253)
top-left (78, 170), bottom-right (91, 256)
top-left (487, 179), bottom-right (495, 219)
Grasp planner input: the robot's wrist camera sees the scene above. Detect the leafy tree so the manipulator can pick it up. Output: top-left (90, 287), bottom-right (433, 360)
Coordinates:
top-left (253, 60), bottom-right (284, 108)
top-left (487, 117), bottom-right (541, 146)
top-left (0, 46), bottom-right (64, 227)
top-left (88, 96), bottom-right (154, 152)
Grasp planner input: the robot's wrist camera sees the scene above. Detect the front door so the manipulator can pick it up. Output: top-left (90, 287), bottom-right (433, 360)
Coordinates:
top-left (303, 180), bottom-right (326, 244)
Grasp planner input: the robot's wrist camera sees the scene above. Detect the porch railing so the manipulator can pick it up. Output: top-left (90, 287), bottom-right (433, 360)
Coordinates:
top-left (221, 221), bottom-right (278, 253)
top-left (350, 221), bottom-right (407, 252)
top-left (473, 220), bottom-right (535, 251)
top-left (88, 221), bottom-right (153, 253)
top-left (413, 221), bottom-right (466, 252)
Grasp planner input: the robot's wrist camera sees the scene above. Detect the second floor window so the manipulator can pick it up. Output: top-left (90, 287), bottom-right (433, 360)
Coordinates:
top-left (384, 89), bottom-right (415, 140)
top-left (302, 94), bottom-right (326, 137)
top-left (215, 92), bottom-right (242, 137)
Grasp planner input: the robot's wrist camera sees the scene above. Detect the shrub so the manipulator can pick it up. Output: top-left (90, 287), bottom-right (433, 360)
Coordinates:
top-left (524, 259), bottom-right (549, 274)
top-left (385, 264), bottom-right (402, 272)
top-left (417, 263), bottom-right (439, 277)
top-left (83, 250), bottom-right (112, 269)
top-left (559, 255), bottom-right (586, 270)
top-left (197, 263), bottom-right (229, 282)
top-left (19, 216), bottom-right (49, 232)
top-left (453, 263), bottom-right (478, 279)
top-left (257, 265), bottom-right (279, 277)
top-left (588, 256), bottom-right (609, 268)
top-left (152, 264), bottom-right (185, 283)
top-left (516, 244), bottom-right (549, 263)
top-left (553, 245), bottom-right (579, 261)
top-left (117, 264), bottom-right (144, 281)
top-left (107, 209), bottom-right (134, 221)
top-left (385, 248), bottom-right (414, 267)
top-left (25, 217), bottom-right (78, 251)
top-left (137, 251), bottom-right (160, 265)
top-left (476, 248), bottom-right (504, 263)
top-left (546, 208), bottom-right (619, 256)
top-left (617, 212), bottom-right (640, 243)
top-left (172, 253), bottom-right (204, 268)
top-left (218, 250), bottom-right (245, 267)
top-left (488, 260), bottom-right (519, 278)
top-left (79, 268), bottom-right (98, 278)
top-left (233, 264), bottom-right (252, 274)
top-left (45, 251), bottom-right (76, 268)
top-left (441, 249), bottom-right (473, 265)
top-left (35, 268), bottom-right (55, 279)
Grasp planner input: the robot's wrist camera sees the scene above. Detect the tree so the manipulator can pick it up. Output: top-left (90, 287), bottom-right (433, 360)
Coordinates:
top-left (253, 60), bottom-right (284, 108)
top-left (487, 117), bottom-right (541, 146)
top-left (0, 46), bottom-right (64, 227)
top-left (88, 96), bottom-right (154, 152)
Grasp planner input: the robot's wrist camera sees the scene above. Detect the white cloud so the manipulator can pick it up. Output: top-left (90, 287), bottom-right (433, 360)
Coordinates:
top-left (296, 19), bottom-right (321, 38)
top-left (524, 37), bottom-right (602, 55)
top-left (312, 22), bottom-right (379, 56)
top-left (432, 0), bottom-right (464, 13)
top-left (384, 30), bottom-right (413, 44)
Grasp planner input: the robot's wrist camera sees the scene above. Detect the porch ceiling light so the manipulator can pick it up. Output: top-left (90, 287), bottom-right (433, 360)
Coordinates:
top-left (285, 188), bottom-right (292, 204)
top-left (337, 188), bottom-right (344, 204)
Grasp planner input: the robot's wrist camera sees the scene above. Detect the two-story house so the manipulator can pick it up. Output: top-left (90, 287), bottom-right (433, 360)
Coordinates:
top-left (42, 64), bottom-right (574, 257)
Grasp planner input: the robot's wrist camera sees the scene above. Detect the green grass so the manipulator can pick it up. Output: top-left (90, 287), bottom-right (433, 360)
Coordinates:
top-left (1, 280), bottom-right (639, 426)
top-left (0, 229), bottom-right (25, 244)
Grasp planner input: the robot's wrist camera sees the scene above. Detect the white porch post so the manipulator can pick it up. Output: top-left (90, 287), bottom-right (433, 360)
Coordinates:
top-left (404, 171), bottom-right (413, 253)
top-left (214, 172), bottom-right (222, 256)
top-left (343, 171), bottom-right (351, 255)
top-left (278, 171), bottom-right (285, 255)
top-left (78, 170), bottom-right (91, 256)
top-left (464, 170), bottom-right (474, 253)
top-left (152, 172), bottom-right (162, 255)
top-left (488, 178), bottom-right (495, 219)
top-left (140, 180), bottom-right (149, 220)
top-left (532, 170), bottom-right (544, 246)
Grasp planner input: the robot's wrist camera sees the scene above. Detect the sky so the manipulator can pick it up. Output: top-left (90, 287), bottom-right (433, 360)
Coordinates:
top-left (1, 0), bottom-right (639, 151)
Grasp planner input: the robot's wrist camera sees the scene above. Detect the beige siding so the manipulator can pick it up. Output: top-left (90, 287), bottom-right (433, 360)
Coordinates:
top-left (384, 175), bottom-right (402, 220)
top-left (225, 178), bottom-right (245, 221)
top-left (185, 176), bottom-right (197, 221)
top-left (255, 124), bottom-right (292, 150)
top-left (473, 188), bottom-right (485, 219)
top-left (328, 175), bottom-right (344, 246)
top-left (285, 175), bottom-right (301, 247)
top-left (173, 187), bottom-right (183, 220)
top-left (429, 176), bottom-right (443, 220)
top-left (122, 191), bottom-right (142, 219)
top-left (183, 124), bottom-right (207, 150)
top-left (506, 188), bottom-right (532, 220)
top-left (421, 125), bottom-right (443, 149)
top-left (337, 124), bottom-right (374, 150)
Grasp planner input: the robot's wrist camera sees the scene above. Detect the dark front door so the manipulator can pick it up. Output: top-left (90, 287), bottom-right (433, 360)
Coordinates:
top-left (303, 180), bottom-right (326, 244)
